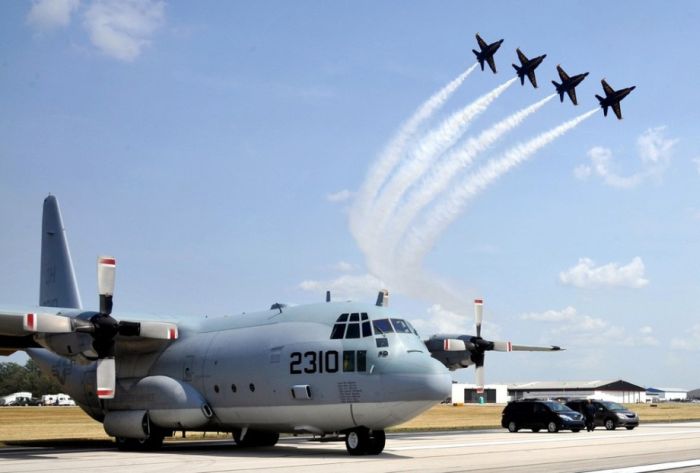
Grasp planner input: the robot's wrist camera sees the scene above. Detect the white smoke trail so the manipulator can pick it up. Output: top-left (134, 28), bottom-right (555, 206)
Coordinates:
top-left (368, 77), bottom-right (517, 242)
top-left (349, 63), bottom-right (477, 250)
top-left (383, 94), bottom-right (556, 256)
top-left (401, 108), bottom-right (600, 267)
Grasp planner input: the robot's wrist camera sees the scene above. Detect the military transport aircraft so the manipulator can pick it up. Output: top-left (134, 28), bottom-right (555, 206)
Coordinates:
top-left (551, 65), bottom-right (589, 105)
top-left (596, 79), bottom-right (636, 119)
top-left (472, 33), bottom-right (504, 74)
top-left (0, 196), bottom-right (562, 455)
top-left (512, 48), bottom-right (547, 88)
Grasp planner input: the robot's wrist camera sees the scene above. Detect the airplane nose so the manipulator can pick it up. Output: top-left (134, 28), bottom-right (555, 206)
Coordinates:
top-left (380, 357), bottom-right (452, 403)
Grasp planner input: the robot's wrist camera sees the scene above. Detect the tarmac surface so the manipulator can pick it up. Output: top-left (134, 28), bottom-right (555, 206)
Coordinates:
top-left (1, 422), bottom-right (700, 473)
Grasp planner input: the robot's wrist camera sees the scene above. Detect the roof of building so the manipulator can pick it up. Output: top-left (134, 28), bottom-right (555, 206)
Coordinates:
top-left (646, 387), bottom-right (688, 393)
top-left (507, 379), bottom-right (645, 392)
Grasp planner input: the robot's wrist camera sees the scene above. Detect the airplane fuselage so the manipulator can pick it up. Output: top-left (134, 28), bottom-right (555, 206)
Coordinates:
top-left (29, 301), bottom-right (452, 436)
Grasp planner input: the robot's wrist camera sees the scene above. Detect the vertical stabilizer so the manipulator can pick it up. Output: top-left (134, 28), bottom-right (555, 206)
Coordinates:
top-left (40, 195), bottom-right (82, 309)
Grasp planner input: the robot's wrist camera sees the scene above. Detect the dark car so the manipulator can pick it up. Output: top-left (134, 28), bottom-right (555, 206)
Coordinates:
top-left (501, 399), bottom-right (585, 433)
top-left (566, 399), bottom-right (639, 430)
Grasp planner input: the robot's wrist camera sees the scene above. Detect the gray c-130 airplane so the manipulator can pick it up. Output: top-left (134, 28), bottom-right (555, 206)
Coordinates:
top-left (0, 196), bottom-right (562, 455)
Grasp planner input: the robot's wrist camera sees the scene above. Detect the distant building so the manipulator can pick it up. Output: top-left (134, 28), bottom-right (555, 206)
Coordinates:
top-left (451, 384), bottom-right (509, 404)
top-left (507, 380), bottom-right (646, 403)
top-left (646, 387), bottom-right (688, 402)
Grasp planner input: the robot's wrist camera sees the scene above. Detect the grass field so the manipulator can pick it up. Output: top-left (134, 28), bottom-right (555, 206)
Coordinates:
top-left (1, 403), bottom-right (699, 444)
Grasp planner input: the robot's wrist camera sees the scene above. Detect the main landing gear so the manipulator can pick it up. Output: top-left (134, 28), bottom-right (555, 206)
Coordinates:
top-left (345, 427), bottom-right (385, 455)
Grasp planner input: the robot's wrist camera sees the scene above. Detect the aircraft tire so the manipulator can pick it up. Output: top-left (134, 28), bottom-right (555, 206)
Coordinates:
top-left (115, 434), bottom-right (164, 451)
top-left (365, 430), bottom-right (385, 455)
top-left (345, 428), bottom-right (370, 455)
top-left (233, 429), bottom-right (279, 447)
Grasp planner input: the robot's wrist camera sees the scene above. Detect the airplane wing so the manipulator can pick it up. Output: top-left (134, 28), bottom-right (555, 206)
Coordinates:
top-left (557, 65), bottom-right (569, 81)
top-left (476, 33), bottom-right (487, 50)
top-left (612, 101), bottom-right (623, 119)
top-left (602, 79), bottom-right (614, 96)
top-left (567, 88), bottom-right (578, 105)
top-left (527, 71), bottom-right (538, 88)
top-left (486, 56), bottom-right (497, 73)
top-left (516, 48), bottom-right (528, 64)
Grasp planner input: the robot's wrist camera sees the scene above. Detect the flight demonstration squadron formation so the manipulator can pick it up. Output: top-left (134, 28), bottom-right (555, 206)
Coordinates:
top-left (473, 33), bottom-right (635, 119)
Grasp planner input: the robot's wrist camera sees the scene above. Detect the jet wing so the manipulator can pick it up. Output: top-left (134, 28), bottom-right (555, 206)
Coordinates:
top-left (567, 88), bottom-right (578, 105)
top-left (527, 71), bottom-right (538, 88)
top-left (476, 33), bottom-right (488, 50)
top-left (486, 56), bottom-right (497, 73)
top-left (557, 65), bottom-right (570, 81)
top-left (602, 79), bottom-right (614, 96)
top-left (612, 101), bottom-right (623, 119)
top-left (516, 48), bottom-right (528, 64)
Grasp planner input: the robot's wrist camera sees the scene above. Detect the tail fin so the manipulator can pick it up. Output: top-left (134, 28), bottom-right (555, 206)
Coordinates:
top-left (40, 195), bottom-right (82, 309)
top-left (595, 94), bottom-right (608, 117)
top-left (551, 81), bottom-right (564, 101)
top-left (512, 64), bottom-right (524, 85)
top-left (473, 50), bottom-right (484, 70)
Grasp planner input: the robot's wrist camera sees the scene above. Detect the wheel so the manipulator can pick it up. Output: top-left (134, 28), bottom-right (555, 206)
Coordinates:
top-left (547, 421), bottom-right (559, 433)
top-left (115, 434), bottom-right (163, 451)
top-left (532, 428), bottom-right (540, 433)
top-left (365, 430), bottom-right (385, 455)
top-left (626, 426), bottom-right (635, 430)
top-left (345, 428), bottom-right (370, 455)
top-left (507, 421), bottom-right (518, 433)
top-left (233, 429), bottom-right (279, 447)
top-left (572, 428), bottom-right (581, 433)
top-left (604, 419), bottom-right (616, 430)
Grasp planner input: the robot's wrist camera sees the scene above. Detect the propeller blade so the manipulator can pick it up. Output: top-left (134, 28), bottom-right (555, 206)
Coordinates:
top-left (509, 343), bottom-right (563, 351)
top-left (492, 340), bottom-right (513, 352)
top-left (474, 299), bottom-right (483, 338)
top-left (137, 321), bottom-right (178, 340)
top-left (97, 256), bottom-right (116, 314)
top-left (96, 357), bottom-right (116, 399)
top-left (475, 364), bottom-right (485, 393)
top-left (23, 312), bottom-right (73, 333)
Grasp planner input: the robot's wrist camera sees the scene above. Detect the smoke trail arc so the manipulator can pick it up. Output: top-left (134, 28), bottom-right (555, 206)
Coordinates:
top-left (350, 63), bottom-right (477, 250)
top-left (383, 94), bottom-right (557, 258)
top-left (400, 108), bottom-right (600, 267)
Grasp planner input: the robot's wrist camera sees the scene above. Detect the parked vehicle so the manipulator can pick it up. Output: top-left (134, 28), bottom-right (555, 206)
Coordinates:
top-left (565, 399), bottom-right (639, 430)
top-left (501, 399), bottom-right (585, 433)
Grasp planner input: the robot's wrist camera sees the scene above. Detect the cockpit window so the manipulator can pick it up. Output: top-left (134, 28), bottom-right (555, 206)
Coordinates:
top-left (391, 318), bottom-right (413, 334)
top-left (405, 320), bottom-right (420, 336)
top-left (330, 312), bottom-right (373, 339)
top-left (372, 319), bottom-right (394, 334)
top-left (346, 323), bottom-right (360, 339)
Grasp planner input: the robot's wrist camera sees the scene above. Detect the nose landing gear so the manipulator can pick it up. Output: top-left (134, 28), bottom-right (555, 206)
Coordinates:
top-left (345, 427), bottom-right (385, 455)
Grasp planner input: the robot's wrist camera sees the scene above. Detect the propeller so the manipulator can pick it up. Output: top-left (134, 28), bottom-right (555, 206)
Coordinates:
top-left (23, 256), bottom-right (179, 400)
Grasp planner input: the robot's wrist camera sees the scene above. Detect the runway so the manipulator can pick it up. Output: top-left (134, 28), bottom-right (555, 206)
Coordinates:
top-left (2, 422), bottom-right (700, 473)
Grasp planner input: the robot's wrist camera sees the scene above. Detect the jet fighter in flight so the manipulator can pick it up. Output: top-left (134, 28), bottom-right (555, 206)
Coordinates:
top-left (596, 79), bottom-right (636, 119)
top-left (551, 65), bottom-right (589, 105)
top-left (472, 33), bottom-right (504, 74)
top-left (512, 48), bottom-right (546, 88)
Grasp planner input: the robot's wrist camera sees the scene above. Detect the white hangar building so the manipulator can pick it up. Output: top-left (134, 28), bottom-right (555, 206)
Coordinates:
top-left (508, 380), bottom-right (646, 403)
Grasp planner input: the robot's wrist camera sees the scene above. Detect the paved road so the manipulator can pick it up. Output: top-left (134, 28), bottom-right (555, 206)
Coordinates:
top-left (1, 422), bottom-right (700, 472)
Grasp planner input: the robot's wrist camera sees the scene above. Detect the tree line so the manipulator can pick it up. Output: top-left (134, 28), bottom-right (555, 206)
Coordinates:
top-left (0, 360), bottom-right (63, 397)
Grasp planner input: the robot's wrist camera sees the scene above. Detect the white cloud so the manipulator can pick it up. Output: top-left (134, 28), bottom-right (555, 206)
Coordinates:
top-left (83, 0), bottom-right (165, 62)
top-left (573, 164), bottom-right (591, 180)
top-left (411, 304), bottom-right (501, 339)
top-left (331, 261), bottom-right (357, 272)
top-left (27, 0), bottom-right (80, 30)
top-left (671, 324), bottom-right (700, 351)
top-left (559, 257), bottom-right (649, 289)
top-left (326, 189), bottom-right (353, 203)
top-left (521, 306), bottom-right (658, 348)
top-left (579, 127), bottom-right (677, 189)
top-left (298, 273), bottom-right (384, 300)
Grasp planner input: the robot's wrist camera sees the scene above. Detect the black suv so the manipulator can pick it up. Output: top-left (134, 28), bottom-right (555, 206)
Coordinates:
top-left (565, 399), bottom-right (639, 430)
top-left (501, 399), bottom-right (585, 433)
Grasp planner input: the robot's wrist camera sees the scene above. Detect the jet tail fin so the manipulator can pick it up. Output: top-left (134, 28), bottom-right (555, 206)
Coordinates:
top-left (512, 64), bottom-right (524, 85)
top-left (552, 81), bottom-right (564, 102)
top-left (40, 196), bottom-right (82, 309)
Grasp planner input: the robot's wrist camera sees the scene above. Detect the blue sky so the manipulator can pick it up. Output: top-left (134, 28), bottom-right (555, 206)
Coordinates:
top-left (1, 1), bottom-right (698, 388)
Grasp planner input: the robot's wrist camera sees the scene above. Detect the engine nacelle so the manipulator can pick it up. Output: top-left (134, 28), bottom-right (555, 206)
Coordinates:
top-left (106, 375), bottom-right (212, 430)
top-left (104, 410), bottom-right (150, 439)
